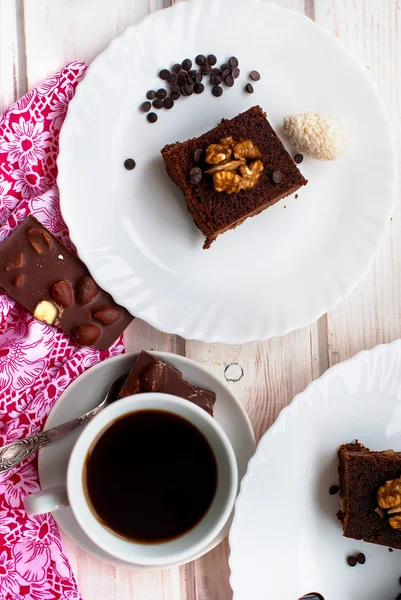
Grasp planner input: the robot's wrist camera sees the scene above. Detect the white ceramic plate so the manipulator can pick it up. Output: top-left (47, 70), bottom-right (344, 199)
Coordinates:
top-left (38, 352), bottom-right (255, 569)
top-left (58, 0), bottom-right (396, 343)
top-left (229, 340), bottom-right (401, 600)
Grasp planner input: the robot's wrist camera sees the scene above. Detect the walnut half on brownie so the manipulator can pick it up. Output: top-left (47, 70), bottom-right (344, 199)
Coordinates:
top-left (161, 106), bottom-right (307, 249)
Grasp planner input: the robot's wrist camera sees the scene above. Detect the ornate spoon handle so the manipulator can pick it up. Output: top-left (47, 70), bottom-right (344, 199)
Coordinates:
top-left (0, 405), bottom-right (102, 473)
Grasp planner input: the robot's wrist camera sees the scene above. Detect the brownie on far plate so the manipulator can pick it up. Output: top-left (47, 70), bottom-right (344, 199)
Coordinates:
top-left (338, 442), bottom-right (401, 549)
top-left (161, 105), bottom-right (307, 249)
top-left (118, 350), bottom-right (216, 416)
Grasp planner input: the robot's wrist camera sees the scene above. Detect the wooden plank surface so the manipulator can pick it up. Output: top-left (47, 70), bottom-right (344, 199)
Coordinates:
top-left (0, 0), bottom-right (398, 598)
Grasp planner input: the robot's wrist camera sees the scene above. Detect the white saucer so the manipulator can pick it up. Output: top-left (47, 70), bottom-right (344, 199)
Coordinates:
top-left (38, 352), bottom-right (255, 569)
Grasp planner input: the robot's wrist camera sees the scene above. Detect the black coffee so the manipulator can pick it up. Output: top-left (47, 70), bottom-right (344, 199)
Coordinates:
top-left (84, 410), bottom-right (218, 543)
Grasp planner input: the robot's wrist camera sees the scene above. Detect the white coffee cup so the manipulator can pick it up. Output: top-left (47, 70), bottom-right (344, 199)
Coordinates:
top-left (24, 393), bottom-right (238, 567)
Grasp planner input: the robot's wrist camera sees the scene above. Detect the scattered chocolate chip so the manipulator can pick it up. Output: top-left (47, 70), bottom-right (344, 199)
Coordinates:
top-left (146, 90), bottom-right (156, 100)
top-left (194, 149), bottom-right (203, 162)
top-left (194, 82), bottom-right (204, 94)
top-left (221, 63), bottom-right (228, 71)
top-left (195, 54), bottom-right (206, 66)
top-left (170, 83), bottom-right (180, 93)
top-left (399, 574), bottom-right (401, 583)
top-left (186, 75), bottom-right (195, 86)
top-left (211, 75), bottom-right (222, 86)
top-left (356, 553), bottom-right (366, 565)
top-left (272, 170), bottom-right (282, 184)
top-left (156, 88), bottom-right (167, 99)
top-left (211, 68), bottom-right (222, 76)
top-left (183, 84), bottom-right (194, 96)
top-left (168, 72), bottom-right (178, 85)
top-left (245, 83), bottom-right (254, 94)
top-left (232, 67), bottom-right (240, 79)
top-left (172, 63), bottom-right (181, 73)
top-left (163, 97), bottom-right (174, 109)
top-left (207, 54), bottom-right (217, 65)
top-left (177, 73), bottom-right (187, 87)
top-left (13, 274), bottom-right (23, 287)
top-left (229, 56), bottom-right (239, 68)
top-left (294, 153), bottom-right (304, 164)
top-left (74, 323), bottom-right (101, 346)
top-left (159, 68), bottom-right (170, 80)
top-left (147, 112), bottom-right (158, 123)
top-left (182, 58), bottom-right (192, 71)
top-left (212, 85), bottom-right (223, 97)
top-left (189, 167), bottom-right (203, 185)
top-left (329, 485), bottom-right (340, 495)
top-left (93, 306), bottom-right (120, 326)
top-left (170, 91), bottom-right (180, 100)
top-left (201, 63), bottom-right (212, 75)
top-left (225, 75), bottom-right (234, 87)
top-left (124, 158), bottom-right (136, 170)
top-left (250, 70), bottom-right (261, 81)
top-left (27, 228), bottom-right (51, 254)
top-left (389, 548), bottom-right (394, 552)
top-left (77, 276), bottom-right (99, 305)
top-left (347, 556), bottom-right (357, 567)
top-left (195, 72), bottom-right (203, 83)
top-left (152, 98), bottom-right (163, 109)
top-left (221, 69), bottom-right (231, 80)
top-left (189, 69), bottom-right (197, 78)
top-left (52, 280), bottom-right (73, 307)
top-left (141, 101), bottom-right (151, 112)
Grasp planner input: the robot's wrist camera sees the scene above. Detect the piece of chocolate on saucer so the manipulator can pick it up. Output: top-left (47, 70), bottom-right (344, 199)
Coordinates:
top-left (119, 351), bottom-right (216, 416)
top-left (0, 215), bottom-right (133, 349)
top-left (338, 442), bottom-right (401, 550)
top-left (161, 105), bottom-right (307, 248)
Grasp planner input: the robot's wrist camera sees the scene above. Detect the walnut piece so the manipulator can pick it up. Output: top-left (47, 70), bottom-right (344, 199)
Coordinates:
top-left (377, 475), bottom-right (401, 530)
top-left (205, 137), bottom-right (264, 194)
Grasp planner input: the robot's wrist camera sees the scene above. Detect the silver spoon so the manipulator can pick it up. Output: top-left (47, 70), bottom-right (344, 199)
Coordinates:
top-left (0, 371), bottom-right (129, 473)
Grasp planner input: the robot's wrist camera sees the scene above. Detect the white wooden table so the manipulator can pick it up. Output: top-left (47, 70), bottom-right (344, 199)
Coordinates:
top-left (1, 0), bottom-right (399, 598)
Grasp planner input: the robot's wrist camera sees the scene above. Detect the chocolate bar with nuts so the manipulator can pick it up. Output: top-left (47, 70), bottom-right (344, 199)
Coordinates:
top-left (118, 351), bottom-right (216, 416)
top-left (0, 215), bottom-right (133, 349)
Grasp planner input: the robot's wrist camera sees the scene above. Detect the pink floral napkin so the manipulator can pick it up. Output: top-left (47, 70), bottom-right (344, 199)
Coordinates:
top-left (0, 63), bottom-right (125, 599)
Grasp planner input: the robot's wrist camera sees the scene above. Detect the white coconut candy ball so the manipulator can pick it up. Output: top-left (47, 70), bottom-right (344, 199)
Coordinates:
top-left (283, 112), bottom-right (348, 161)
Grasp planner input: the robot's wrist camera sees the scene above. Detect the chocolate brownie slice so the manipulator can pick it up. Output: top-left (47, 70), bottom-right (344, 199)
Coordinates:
top-left (338, 442), bottom-right (401, 549)
top-left (161, 106), bottom-right (307, 248)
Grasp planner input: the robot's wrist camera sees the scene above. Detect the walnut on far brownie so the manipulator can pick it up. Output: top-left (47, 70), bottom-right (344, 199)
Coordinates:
top-left (161, 106), bottom-right (307, 249)
top-left (338, 442), bottom-right (401, 549)
top-left (118, 350), bottom-right (216, 416)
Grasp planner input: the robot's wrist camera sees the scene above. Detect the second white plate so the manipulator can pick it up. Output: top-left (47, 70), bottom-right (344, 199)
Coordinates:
top-left (58, 0), bottom-right (396, 343)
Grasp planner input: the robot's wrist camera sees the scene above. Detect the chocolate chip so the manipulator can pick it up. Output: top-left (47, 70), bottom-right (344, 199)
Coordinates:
top-left (141, 101), bottom-right (151, 112)
top-left (389, 548), bottom-right (394, 552)
top-left (201, 63), bottom-right (212, 75)
top-left (229, 56), bottom-right (239, 68)
top-left (74, 323), bottom-right (101, 346)
top-left (194, 83), bottom-right (204, 94)
top-left (156, 88), bottom-right (167, 99)
top-left (221, 69), bottom-right (231, 80)
top-left (189, 69), bottom-right (197, 78)
top-left (211, 68), bottom-right (222, 76)
top-left (186, 75), bottom-right (195, 86)
top-left (225, 75), bottom-right (234, 87)
top-left (177, 74), bottom-right (187, 87)
top-left (189, 167), bottom-right (203, 185)
top-left (195, 72), bottom-right (203, 83)
top-left (168, 73), bottom-right (178, 85)
top-left (220, 63), bottom-right (228, 71)
top-left (195, 54), bottom-right (207, 66)
top-left (294, 153), bottom-right (304, 164)
top-left (356, 553), bottom-right (366, 564)
top-left (163, 97), bottom-right (174, 109)
top-left (147, 112), bottom-right (157, 123)
top-left (211, 75), bottom-right (222, 86)
top-left (146, 90), bottom-right (156, 100)
top-left (182, 58), bottom-right (192, 71)
top-left (159, 69), bottom-right (170, 80)
top-left (172, 63), bottom-right (181, 73)
top-left (329, 485), bottom-right (340, 495)
top-left (347, 556), bottom-right (357, 567)
top-left (232, 67), bottom-right (240, 79)
top-left (124, 158), bottom-right (136, 170)
top-left (212, 85), bottom-right (223, 97)
top-left (170, 84), bottom-right (180, 93)
top-left (272, 170), bottom-right (282, 184)
top-left (245, 83), bottom-right (254, 94)
top-left (152, 98), bottom-right (163, 109)
top-left (170, 91), bottom-right (180, 100)
top-left (250, 70), bottom-right (261, 81)
top-left (194, 149), bottom-right (203, 162)
top-left (77, 276), bottom-right (99, 305)
top-left (52, 280), bottom-right (73, 307)
top-left (207, 54), bottom-right (217, 65)
top-left (183, 84), bottom-right (194, 96)
top-left (93, 306), bottom-right (120, 326)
